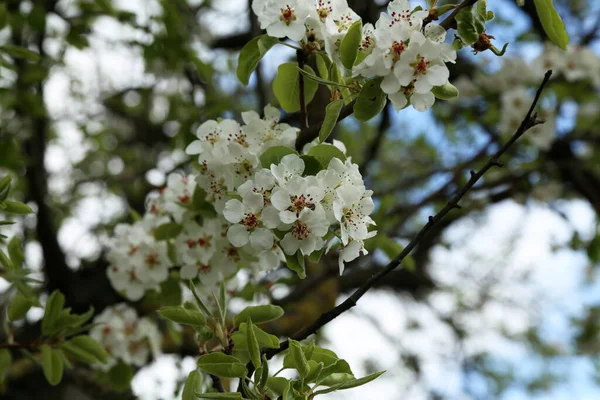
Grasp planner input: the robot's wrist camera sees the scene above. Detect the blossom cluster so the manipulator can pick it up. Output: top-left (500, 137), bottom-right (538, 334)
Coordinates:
top-left (252, 0), bottom-right (457, 111)
top-left (90, 304), bottom-right (161, 369)
top-left (104, 104), bottom-right (376, 301)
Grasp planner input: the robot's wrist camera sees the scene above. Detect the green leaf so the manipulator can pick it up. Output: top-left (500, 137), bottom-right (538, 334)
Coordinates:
top-left (259, 146), bottom-right (298, 169)
top-left (315, 53), bottom-right (331, 80)
top-left (42, 290), bottom-right (65, 336)
top-left (257, 354), bottom-right (269, 391)
top-left (455, 6), bottom-right (486, 45)
top-left (153, 222), bottom-right (183, 241)
top-left (8, 236), bottom-right (25, 267)
top-left (266, 377), bottom-right (290, 396)
top-left (289, 340), bottom-right (309, 378)
top-left (8, 292), bottom-right (33, 321)
top-left (297, 66), bottom-right (352, 89)
top-left (284, 251), bottom-right (306, 279)
top-left (313, 371), bottom-right (386, 395)
top-left (197, 393), bottom-right (243, 399)
top-left (0, 248), bottom-right (13, 270)
top-left (59, 342), bottom-right (100, 365)
top-left (237, 35), bottom-right (280, 85)
top-left (158, 306), bottom-right (207, 328)
top-left (197, 353), bottom-right (247, 378)
top-left (354, 78), bottom-right (386, 122)
top-left (246, 318), bottom-right (261, 369)
top-left (300, 155), bottom-right (323, 176)
top-left (533, 0), bottom-right (569, 50)
top-left (69, 336), bottom-right (109, 364)
top-left (340, 20), bottom-right (363, 70)
top-left (0, 45), bottom-right (41, 61)
top-left (41, 345), bottom-right (64, 386)
top-left (273, 62), bottom-right (318, 113)
top-left (431, 82), bottom-right (459, 100)
top-left (0, 349), bottom-right (12, 385)
top-left (219, 281), bottom-right (228, 323)
top-left (307, 144), bottom-right (347, 169)
top-left (0, 175), bottom-right (11, 201)
top-left (233, 323), bottom-right (280, 349)
top-left (233, 305), bottom-right (284, 327)
top-left (305, 360), bottom-right (324, 383)
top-left (182, 369), bottom-right (204, 400)
top-left (107, 362), bottom-right (134, 391)
top-left (435, 4), bottom-right (457, 17)
top-left (3, 201), bottom-right (34, 215)
top-left (319, 100), bottom-right (344, 143)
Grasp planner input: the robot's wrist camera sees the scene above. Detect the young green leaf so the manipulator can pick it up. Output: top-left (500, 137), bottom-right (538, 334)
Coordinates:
top-left (273, 62), bottom-right (318, 113)
top-left (353, 78), bottom-right (387, 122)
top-left (313, 370), bottom-right (386, 395)
top-left (257, 354), bottom-right (269, 392)
top-left (182, 369), bottom-right (204, 400)
top-left (431, 82), bottom-right (459, 100)
top-left (7, 292), bottom-right (33, 321)
top-left (233, 305), bottom-right (284, 327)
top-left (197, 393), bottom-right (243, 399)
top-left (69, 335), bottom-right (109, 364)
top-left (237, 35), bottom-right (280, 85)
top-left (153, 222), bottom-right (183, 241)
top-left (0, 175), bottom-right (11, 202)
top-left (107, 362), bottom-right (134, 391)
top-left (7, 236), bottom-right (25, 267)
top-left (319, 100), bottom-right (344, 143)
top-left (158, 306), bottom-right (207, 328)
top-left (246, 318), bottom-right (261, 369)
top-left (340, 20), bottom-right (363, 70)
top-left (197, 353), bottom-right (247, 378)
top-left (259, 146), bottom-right (298, 169)
top-left (59, 342), bottom-right (100, 364)
top-left (455, 6), bottom-right (486, 45)
top-left (533, 0), bottom-right (569, 50)
top-left (284, 250), bottom-right (306, 279)
top-left (41, 345), bottom-right (64, 386)
top-left (0, 45), bottom-right (41, 61)
top-left (3, 201), bottom-right (34, 215)
top-left (232, 323), bottom-right (280, 349)
top-left (0, 248), bottom-right (14, 270)
top-left (42, 290), bottom-right (65, 336)
top-left (289, 340), bottom-right (309, 379)
top-left (300, 155), bottom-right (324, 176)
top-left (307, 144), bottom-right (347, 168)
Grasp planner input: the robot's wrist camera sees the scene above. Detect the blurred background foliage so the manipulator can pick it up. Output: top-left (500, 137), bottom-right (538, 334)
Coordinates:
top-left (0, 0), bottom-right (599, 399)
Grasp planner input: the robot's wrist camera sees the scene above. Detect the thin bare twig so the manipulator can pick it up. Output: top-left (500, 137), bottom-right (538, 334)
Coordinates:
top-left (261, 69), bottom-right (553, 365)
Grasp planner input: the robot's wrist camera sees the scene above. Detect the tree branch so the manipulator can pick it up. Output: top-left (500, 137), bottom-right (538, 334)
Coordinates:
top-left (263, 70), bottom-right (553, 362)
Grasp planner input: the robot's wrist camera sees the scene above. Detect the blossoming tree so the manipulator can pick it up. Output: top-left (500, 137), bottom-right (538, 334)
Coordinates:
top-left (1, 0), bottom-right (599, 398)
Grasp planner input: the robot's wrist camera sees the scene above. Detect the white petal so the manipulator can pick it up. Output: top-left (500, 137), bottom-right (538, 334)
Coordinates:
top-left (262, 206), bottom-right (282, 229)
top-left (227, 224), bottom-right (250, 247)
top-left (185, 140), bottom-right (203, 155)
top-left (250, 228), bottom-right (274, 250)
top-left (223, 199), bottom-right (245, 223)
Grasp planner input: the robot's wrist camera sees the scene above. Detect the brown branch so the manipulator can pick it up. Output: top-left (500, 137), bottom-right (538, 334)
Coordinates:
top-left (211, 375), bottom-right (226, 392)
top-left (0, 343), bottom-right (37, 350)
top-left (261, 70), bottom-right (553, 366)
top-left (359, 101), bottom-right (391, 174)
